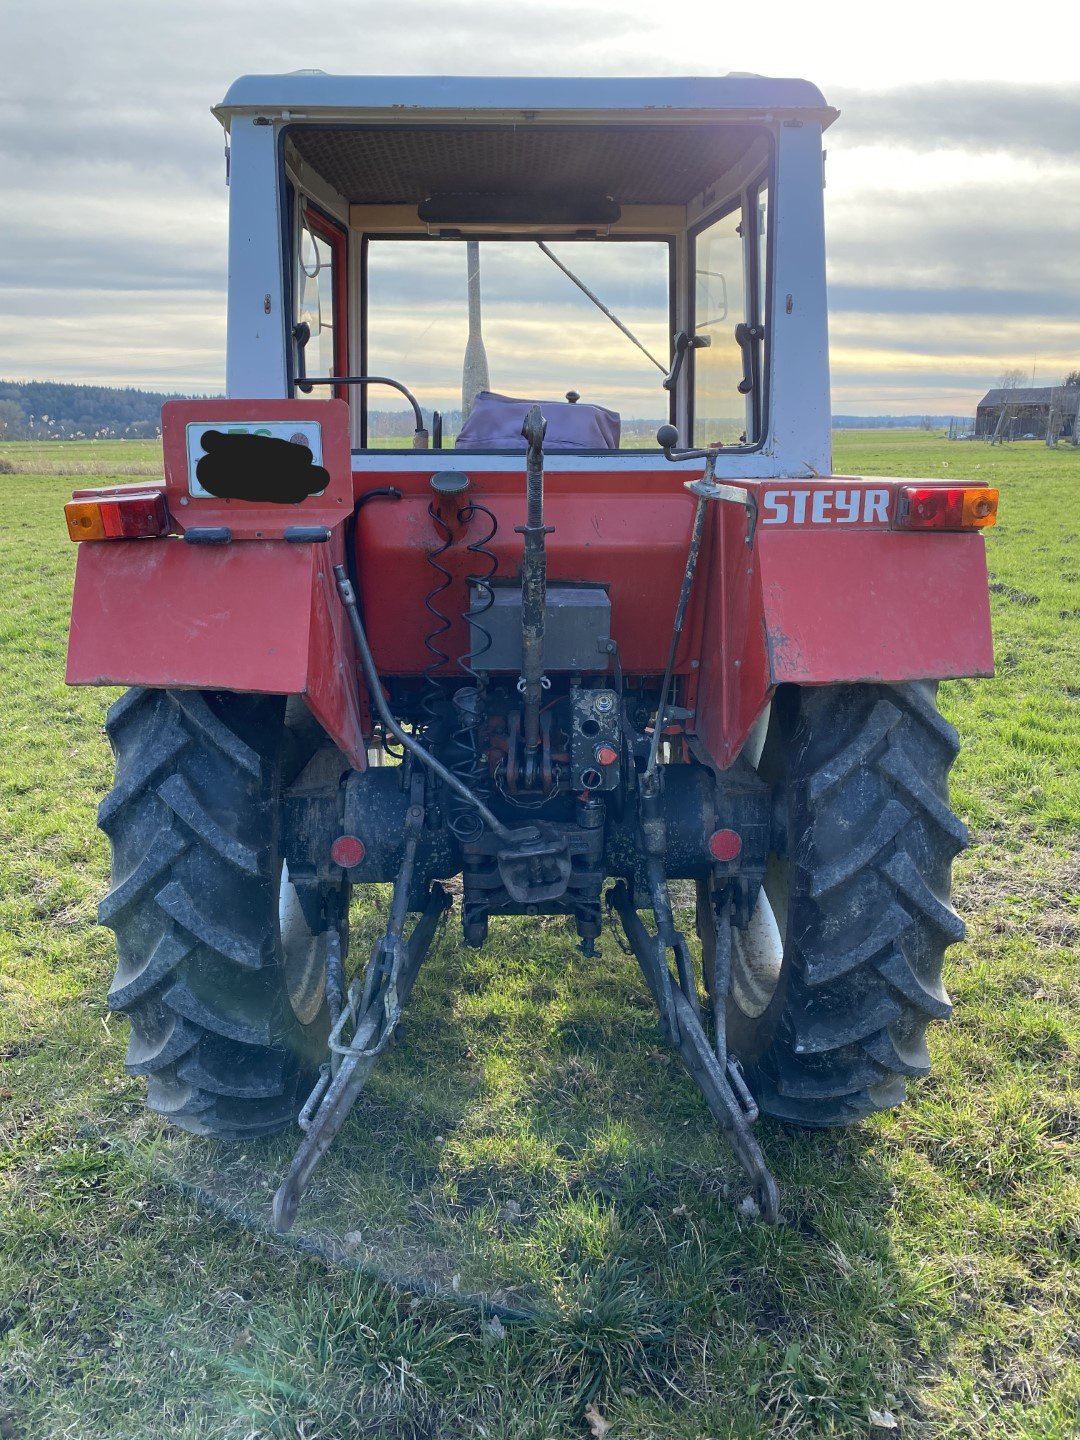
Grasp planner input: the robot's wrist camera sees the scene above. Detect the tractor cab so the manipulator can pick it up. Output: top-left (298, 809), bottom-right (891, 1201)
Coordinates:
top-left (215, 74), bottom-right (836, 476)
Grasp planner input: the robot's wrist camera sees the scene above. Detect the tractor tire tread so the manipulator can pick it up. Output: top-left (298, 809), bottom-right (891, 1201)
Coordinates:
top-left (738, 682), bottom-right (964, 1127)
top-left (108, 927), bottom-right (196, 1011)
top-left (99, 689), bottom-right (326, 1138)
top-left (157, 773), bottom-right (263, 875)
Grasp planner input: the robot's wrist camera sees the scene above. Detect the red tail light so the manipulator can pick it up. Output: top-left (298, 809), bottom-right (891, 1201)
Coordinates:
top-left (65, 491), bottom-right (170, 542)
top-left (330, 835), bottom-right (366, 868)
top-left (895, 485), bottom-right (999, 531)
top-left (709, 828), bottom-right (743, 861)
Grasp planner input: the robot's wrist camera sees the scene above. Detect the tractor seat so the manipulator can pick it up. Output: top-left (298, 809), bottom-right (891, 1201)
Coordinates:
top-left (455, 390), bottom-right (620, 450)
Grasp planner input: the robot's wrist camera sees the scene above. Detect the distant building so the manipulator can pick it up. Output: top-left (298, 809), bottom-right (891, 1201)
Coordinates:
top-left (975, 387), bottom-right (1079, 440)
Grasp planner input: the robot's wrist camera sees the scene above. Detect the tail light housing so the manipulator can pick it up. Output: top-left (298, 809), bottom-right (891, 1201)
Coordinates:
top-left (65, 491), bottom-right (171, 542)
top-left (895, 485), bottom-right (999, 531)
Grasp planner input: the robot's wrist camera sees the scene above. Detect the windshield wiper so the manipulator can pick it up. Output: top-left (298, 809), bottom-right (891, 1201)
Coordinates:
top-left (535, 240), bottom-right (667, 376)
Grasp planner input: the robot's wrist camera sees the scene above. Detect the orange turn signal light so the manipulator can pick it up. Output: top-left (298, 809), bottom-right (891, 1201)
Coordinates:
top-left (65, 491), bottom-right (170, 542)
top-left (895, 485), bottom-right (999, 532)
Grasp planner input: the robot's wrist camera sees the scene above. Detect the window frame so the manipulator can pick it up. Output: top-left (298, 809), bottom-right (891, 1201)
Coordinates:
top-left (358, 231), bottom-right (678, 451)
top-left (289, 196), bottom-right (350, 402)
top-left (687, 164), bottom-right (772, 451)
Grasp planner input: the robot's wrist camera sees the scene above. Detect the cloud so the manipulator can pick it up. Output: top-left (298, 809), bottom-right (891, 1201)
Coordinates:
top-left (2, 1), bottom-right (1078, 410)
top-left (825, 168), bottom-right (1080, 314)
top-left (0, 289), bottom-right (226, 389)
top-left (828, 310), bottom-right (1079, 413)
top-left (829, 82), bottom-right (1080, 160)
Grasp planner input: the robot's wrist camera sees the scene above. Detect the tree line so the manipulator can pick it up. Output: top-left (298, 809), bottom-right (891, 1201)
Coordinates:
top-left (0, 381), bottom-right (218, 440)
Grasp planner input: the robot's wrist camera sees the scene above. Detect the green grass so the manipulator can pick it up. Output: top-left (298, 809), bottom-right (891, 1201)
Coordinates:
top-left (1, 433), bottom-right (1078, 1438)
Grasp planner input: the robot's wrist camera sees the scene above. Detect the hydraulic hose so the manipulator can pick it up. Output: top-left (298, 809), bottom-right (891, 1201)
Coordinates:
top-left (644, 492), bottom-right (708, 781)
top-left (333, 565), bottom-right (534, 844)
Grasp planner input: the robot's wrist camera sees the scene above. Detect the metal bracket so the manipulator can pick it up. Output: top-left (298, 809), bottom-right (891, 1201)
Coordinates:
top-left (685, 475), bottom-right (758, 547)
top-left (272, 773), bottom-right (451, 1232)
top-left (496, 829), bottom-right (573, 904)
top-left (607, 879), bottom-right (780, 1223)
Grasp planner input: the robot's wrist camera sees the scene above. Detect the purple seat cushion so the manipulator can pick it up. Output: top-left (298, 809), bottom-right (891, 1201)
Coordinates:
top-left (455, 391), bottom-right (620, 450)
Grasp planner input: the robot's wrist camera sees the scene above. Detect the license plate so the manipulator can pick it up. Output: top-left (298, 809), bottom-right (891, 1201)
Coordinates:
top-left (186, 420), bottom-right (324, 498)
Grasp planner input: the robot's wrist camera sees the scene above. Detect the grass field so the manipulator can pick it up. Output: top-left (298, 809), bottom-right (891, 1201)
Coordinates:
top-left (1, 432), bottom-right (1077, 1439)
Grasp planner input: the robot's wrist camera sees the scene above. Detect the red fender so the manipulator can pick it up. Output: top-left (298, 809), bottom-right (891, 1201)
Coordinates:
top-left (689, 479), bottom-right (994, 768)
top-left (65, 400), bottom-right (368, 768)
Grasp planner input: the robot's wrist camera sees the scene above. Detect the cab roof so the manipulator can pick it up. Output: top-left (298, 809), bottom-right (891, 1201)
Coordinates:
top-left (214, 73), bottom-right (834, 126)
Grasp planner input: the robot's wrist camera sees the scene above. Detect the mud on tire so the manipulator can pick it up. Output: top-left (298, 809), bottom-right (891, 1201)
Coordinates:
top-left (99, 688), bottom-right (335, 1138)
top-left (729, 681), bottom-right (967, 1127)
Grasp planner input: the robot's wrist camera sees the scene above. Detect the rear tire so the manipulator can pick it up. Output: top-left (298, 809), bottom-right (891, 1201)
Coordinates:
top-left (99, 688), bottom-right (340, 1138)
top-left (728, 682), bottom-right (967, 1126)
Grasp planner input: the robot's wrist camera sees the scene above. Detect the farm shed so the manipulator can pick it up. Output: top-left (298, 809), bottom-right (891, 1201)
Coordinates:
top-left (975, 386), bottom-right (1079, 440)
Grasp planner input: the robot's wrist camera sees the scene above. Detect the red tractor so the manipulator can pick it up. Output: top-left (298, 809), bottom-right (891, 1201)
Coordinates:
top-left (65, 75), bottom-right (995, 1229)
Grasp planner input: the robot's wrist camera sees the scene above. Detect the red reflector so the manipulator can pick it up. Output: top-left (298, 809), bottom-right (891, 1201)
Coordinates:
top-left (895, 485), bottom-right (999, 531)
top-left (595, 744), bottom-right (618, 767)
top-left (708, 828), bottom-right (742, 862)
top-left (330, 835), bottom-right (365, 868)
top-left (65, 490), bottom-right (170, 542)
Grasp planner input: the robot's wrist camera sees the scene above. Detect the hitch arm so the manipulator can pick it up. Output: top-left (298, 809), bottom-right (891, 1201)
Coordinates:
top-left (276, 875), bottom-right (455, 1238)
top-left (272, 773), bottom-right (452, 1232)
top-left (608, 879), bottom-right (779, 1223)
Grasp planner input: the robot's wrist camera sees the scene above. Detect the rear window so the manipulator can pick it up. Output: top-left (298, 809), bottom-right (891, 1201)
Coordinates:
top-left (363, 237), bottom-right (672, 448)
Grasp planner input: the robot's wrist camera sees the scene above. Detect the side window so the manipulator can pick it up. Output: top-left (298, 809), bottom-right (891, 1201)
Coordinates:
top-left (691, 179), bottom-right (767, 447)
top-left (294, 203), bottom-right (347, 398)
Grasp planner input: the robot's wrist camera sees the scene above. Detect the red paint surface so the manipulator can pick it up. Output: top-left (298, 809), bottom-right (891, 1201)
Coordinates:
top-left (757, 529), bottom-right (994, 683)
top-left (66, 536), bottom-right (367, 768)
top-left (67, 410), bottom-right (996, 781)
top-left (353, 467), bottom-right (700, 675)
top-left (692, 514), bottom-right (994, 767)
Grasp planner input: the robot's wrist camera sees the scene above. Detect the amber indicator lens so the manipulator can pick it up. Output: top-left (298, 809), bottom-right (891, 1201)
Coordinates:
top-left (65, 491), bottom-right (170, 542)
top-left (895, 485), bottom-right (999, 531)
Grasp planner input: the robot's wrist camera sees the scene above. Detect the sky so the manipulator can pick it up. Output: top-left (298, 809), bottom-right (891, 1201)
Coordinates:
top-left (1, 0), bottom-right (1078, 417)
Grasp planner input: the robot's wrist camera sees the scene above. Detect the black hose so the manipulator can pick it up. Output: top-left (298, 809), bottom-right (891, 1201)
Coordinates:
top-left (333, 565), bottom-right (535, 844)
top-left (645, 494), bottom-right (708, 781)
top-left (344, 486), bottom-right (401, 616)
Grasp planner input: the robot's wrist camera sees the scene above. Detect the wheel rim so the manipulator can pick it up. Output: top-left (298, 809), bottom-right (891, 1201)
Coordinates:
top-left (278, 861), bottom-right (328, 1026)
top-left (729, 703), bottom-right (787, 1020)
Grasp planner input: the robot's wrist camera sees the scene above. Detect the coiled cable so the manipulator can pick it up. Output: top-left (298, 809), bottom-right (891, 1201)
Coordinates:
top-left (420, 499), bottom-right (455, 742)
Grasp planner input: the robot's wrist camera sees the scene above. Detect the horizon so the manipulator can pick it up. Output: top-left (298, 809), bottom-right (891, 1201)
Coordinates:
top-left (0, 376), bottom-right (999, 430)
